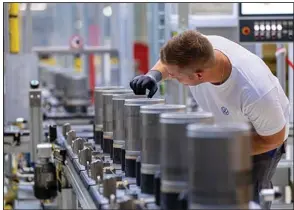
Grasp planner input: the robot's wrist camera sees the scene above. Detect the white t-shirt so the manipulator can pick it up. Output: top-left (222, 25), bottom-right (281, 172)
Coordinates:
top-left (189, 35), bottom-right (290, 141)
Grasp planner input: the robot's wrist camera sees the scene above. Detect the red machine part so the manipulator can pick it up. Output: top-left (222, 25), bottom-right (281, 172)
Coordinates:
top-left (134, 42), bottom-right (149, 75)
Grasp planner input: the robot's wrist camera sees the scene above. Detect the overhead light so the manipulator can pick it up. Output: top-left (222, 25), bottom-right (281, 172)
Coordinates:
top-left (103, 6), bottom-right (112, 17)
top-left (20, 3), bottom-right (47, 11)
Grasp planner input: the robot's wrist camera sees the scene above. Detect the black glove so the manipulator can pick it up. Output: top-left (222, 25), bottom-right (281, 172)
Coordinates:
top-left (129, 70), bottom-right (162, 98)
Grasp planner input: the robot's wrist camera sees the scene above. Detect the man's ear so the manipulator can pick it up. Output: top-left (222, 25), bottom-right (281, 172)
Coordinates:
top-left (196, 72), bottom-right (203, 80)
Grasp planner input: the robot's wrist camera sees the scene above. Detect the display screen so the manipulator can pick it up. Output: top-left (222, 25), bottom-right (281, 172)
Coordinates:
top-left (240, 3), bottom-right (294, 16)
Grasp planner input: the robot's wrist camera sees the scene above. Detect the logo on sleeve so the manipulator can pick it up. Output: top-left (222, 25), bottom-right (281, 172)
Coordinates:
top-left (221, 106), bottom-right (229, 115)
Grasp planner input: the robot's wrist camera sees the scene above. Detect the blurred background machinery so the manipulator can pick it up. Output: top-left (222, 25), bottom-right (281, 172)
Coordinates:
top-left (3, 2), bottom-right (294, 210)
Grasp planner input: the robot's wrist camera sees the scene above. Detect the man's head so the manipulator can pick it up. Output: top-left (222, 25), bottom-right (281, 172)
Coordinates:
top-left (160, 30), bottom-right (216, 85)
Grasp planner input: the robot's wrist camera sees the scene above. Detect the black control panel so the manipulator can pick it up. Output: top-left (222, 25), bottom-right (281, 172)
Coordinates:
top-left (239, 19), bottom-right (293, 42)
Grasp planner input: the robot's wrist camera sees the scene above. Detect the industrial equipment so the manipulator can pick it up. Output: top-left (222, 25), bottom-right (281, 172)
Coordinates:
top-left (3, 3), bottom-right (293, 209)
top-left (140, 104), bottom-right (186, 194)
top-left (159, 112), bottom-right (214, 209)
top-left (4, 82), bottom-right (293, 209)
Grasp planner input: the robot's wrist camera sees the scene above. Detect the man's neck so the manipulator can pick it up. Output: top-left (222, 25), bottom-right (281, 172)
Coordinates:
top-left (209, 51), bottom-right (232, 85)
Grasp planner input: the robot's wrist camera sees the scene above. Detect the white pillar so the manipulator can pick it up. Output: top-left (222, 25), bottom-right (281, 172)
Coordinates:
top-left (288, 43), bottom-right (293, 124)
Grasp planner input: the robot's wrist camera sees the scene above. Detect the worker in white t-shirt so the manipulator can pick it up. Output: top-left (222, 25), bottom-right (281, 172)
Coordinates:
top-left (129, 30), bottom-right (290, 210)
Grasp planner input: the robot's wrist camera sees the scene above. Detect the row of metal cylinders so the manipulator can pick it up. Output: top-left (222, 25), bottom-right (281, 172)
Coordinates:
top-left (63, 86), bottom-right (253, 208)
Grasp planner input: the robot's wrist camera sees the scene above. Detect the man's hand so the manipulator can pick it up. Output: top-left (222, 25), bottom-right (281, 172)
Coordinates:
top-left (129, 75), bottom-right (158, 98)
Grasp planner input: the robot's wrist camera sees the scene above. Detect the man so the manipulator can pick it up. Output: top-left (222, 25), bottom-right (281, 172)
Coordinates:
top-left (129, 30), bottom-right (290, 209)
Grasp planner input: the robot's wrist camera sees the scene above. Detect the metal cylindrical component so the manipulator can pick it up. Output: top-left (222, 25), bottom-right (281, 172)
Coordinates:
top-left (124, 98), bottom-right (165, 178)
top-left (103, 174), bottom-right (117, 199)
top-left (159, 112), bottom-right (214, 210)
top-left (34, 160), bottom-right (57, 200)
top-left (102, 89), bottom-right (133, 133)
top-left (140, 104), bottom-right (186, 194)
top-left (67, 130), bottom-right (76, 146)
top-left (63, 74), bottom-right (88, 102)
top-left (118, 196), bottom-right (134, 210)
top-left (62, 123), bottom-right (71, 137)
top-left (136, 156), bottom-right (141, 187)
top-left (101, 89), bottom-right (133, 154)
top-left (112, 94), bottom-right (147, 164)
top-left (94, 86), bottom-right (124, 125)
top-left (187, 123), bottom-right (252, 208)
top-left (124, 98), bottom-right (165, 152)
top-left (160, 112), bottom-right (214, 191)
top-left (121, 147), bottom-right (126, 172)
top-left (113, 140), bottom-right (124, 164)
top-left (72, 138), bottom-right (85, 155)
top-left (90, 159), bottom-right (104, 182)
top-left (154, 171), bottom-right (161, 206)
top-left (79, 147), bottom-right (91, 167)
top-left (94, 86), bottom-right (124, 145)
top-left (113, 94), bottom-right (147, 141)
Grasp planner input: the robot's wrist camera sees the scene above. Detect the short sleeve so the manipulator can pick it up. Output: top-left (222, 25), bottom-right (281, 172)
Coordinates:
top-left (244, 87), bottom-right (286, 136)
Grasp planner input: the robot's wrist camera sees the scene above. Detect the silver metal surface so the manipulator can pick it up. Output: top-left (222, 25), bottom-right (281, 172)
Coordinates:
top-left (33, 45), bottom-right (119, 55)
top-left (72, 137), bottom-right (85, 155)
top-left (62, 123), bottom-right (71, 138)
top-left (67, 130), bottom-right (76, 146)
top-left (60, 188), bottom-right (75, 209)
top-left (118, 196), bottom-right (135, 210)
top-left (94, 86), bottom-right (124, 125)
top-left (113, 94), bottom-right (147, 141)
top-left (90, 159), bottom-right (104, 182)
top-left (186, 122), bottom-right (252, 207)
top-left (29, 88), bottom-right (43, 163)
top-left (36, 143), bottom-right (52, 158)
top-left (55, 70), bottom-right (70, 98)
top-left (4, 54), bottom-right (38, 122)
top-left (124, 98), bottom-right (165, 152)
top-left (79, 147), bottom-right (92, 167)
top-left (276, 44), bottom-right (287, 92)
top-left (140, 104), bottom-right (186, 175)
top-left (63, 73), bottom-right (89, 105)
top-left (103, 174), bottom-right (117, 199)
top-left (64, 158), bottom-right (97, 209)
top-left (159, 112), bottom-right (214, 193)
top-left (102, 89), bottom-right (133, 132)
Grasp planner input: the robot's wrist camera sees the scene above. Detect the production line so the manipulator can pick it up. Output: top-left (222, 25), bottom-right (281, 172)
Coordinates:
top-left (4, 76), bottom-right (293, 210)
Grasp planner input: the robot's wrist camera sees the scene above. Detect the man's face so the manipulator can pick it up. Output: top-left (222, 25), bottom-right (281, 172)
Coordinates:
top-left (165, 64), bottom-right (206, 86)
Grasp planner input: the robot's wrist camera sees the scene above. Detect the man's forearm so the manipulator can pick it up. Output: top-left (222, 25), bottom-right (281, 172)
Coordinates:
top-left (251, 133), bottom-right (283, 155)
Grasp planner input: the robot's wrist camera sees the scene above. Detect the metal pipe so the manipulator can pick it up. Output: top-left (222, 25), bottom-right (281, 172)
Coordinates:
top-left (186, 122), bottom-right (252, 209)
top-left (124, 98), bottom-right (165, 178)
top-left (32, 46), bottom-right (118, 55)
top-left (101, 89), bottom-right (133, 154)
top-left (93, 86), bottom-right (124, 146)
top-left (23, 3), bottom-right (32, 53)
top-left (102, 89), bottom-right (133, 133)
top-left (112, 93), bottom-right (147, 164)
top-left (276, 44), bottom-right (287, 92)
top-left (29, 87), bottom-right (44, 163)
top-left (4, 3), bottom-right (9, 53)
top-left (159, 112), bottom-right (214, 210)
top-left (140, 104), bottom-right (186, 194)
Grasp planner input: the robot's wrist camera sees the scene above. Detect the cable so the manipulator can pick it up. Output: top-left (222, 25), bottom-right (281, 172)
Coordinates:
top-left (275, 47), bottom-right (294, 70)
top-left (286, 58), bottom-right (294, 70)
